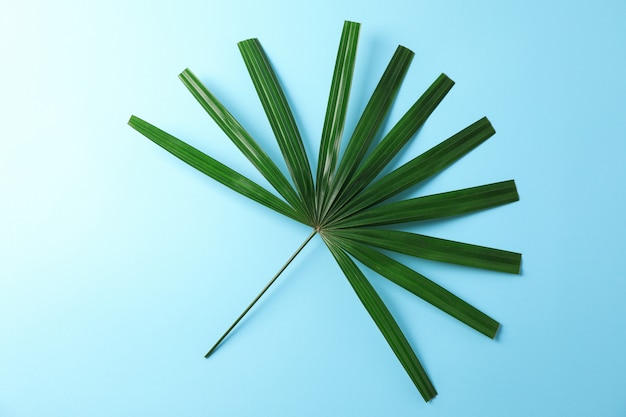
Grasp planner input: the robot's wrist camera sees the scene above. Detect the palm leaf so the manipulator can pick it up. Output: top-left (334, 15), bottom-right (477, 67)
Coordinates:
top-left (331, 228), bottom-right (521, 274)
top-left (178, 68), bottom-right (309, 223)
top-left (324, 237), bottom-right (437, 401)
top-left (332, 180), bottom-right (519, 228)
top-left (238, 38), bottom-right (316, 221)
top-left (128, 21), bottom-right (521, 402)
top-left (127, 116), bottom-right (304, 223)
top-left (316, 21), bottom-right (360, 217)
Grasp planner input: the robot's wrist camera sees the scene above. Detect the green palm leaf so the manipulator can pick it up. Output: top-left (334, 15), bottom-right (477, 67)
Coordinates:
top-left (331, 228), bottom-right (521, 274)
top-left (178, 68), bottom-right (310, 222)
top-left (324, 237), bottom-right (437, 402)
top-left (238, 38), bottom-right (316, 221)
top-left (128, 20), bottom-right (521, 402)
top-left (127, 116), bottom-right (304, 223)
top-left (316, 21), bottom-right (360, 216)
top-left (332, 180), bottom-right (519, 228)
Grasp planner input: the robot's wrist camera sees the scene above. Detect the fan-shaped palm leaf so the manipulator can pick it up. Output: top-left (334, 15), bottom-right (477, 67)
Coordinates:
top-left (128, 20), bottom-right (521, 402)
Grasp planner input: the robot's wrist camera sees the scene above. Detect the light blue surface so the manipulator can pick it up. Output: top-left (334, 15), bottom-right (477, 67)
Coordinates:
top-left (1, 0), bottom-right (626, 415)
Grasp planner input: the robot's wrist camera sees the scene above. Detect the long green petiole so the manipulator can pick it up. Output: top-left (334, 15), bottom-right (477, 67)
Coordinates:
top-left (204, 229), bottom-right (317, 358)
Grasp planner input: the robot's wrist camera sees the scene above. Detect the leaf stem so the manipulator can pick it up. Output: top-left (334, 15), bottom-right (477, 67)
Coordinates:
top-left (204, 229), bottom-right (318, 358)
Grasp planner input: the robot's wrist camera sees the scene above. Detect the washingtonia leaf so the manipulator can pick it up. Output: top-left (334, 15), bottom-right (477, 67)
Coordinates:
top-left (128, 21), bottom-right (521, 402)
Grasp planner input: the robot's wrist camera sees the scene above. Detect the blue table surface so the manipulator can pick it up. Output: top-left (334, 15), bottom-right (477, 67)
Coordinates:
top-left (1, 0), bottom-right (625, 415)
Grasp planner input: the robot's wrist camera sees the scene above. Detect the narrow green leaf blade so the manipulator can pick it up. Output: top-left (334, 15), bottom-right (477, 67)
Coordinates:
top-left (328, 73), bottom-right (454, 217)
top-left (332, 235), bottom-right (500, 338)
top-left (128, 115), bottom-right (304, 223)
top-left (316, 21), bottom-right (360, 211)
top-left (238, 38), bottom-right (315, 217)
top-left (333, 117), bottom-right (496, 220)
top-left (334, 180), bottom-right (519, 228)
top-left (179, 68), bottom-right (309, 223)
top-left (321, 45), bottom-right (414, 219)
top-left (331, 228), bottom-right (521, 274)
top-left (324, 237), bottom-right (437, 402)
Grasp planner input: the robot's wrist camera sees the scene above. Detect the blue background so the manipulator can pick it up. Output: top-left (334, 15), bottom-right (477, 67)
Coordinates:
top-left (1, 0), bottom-right (625, 415)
